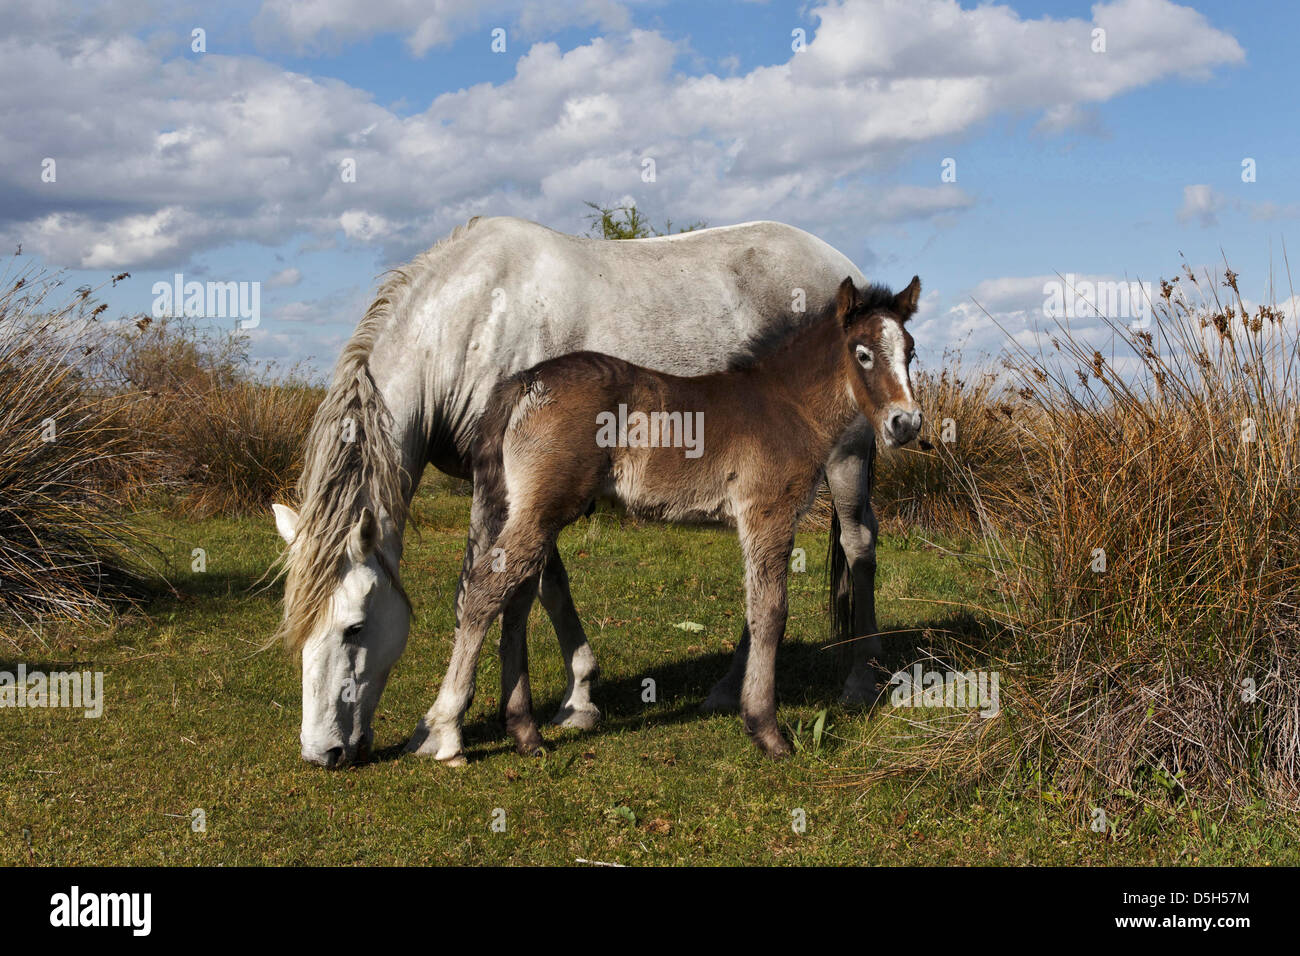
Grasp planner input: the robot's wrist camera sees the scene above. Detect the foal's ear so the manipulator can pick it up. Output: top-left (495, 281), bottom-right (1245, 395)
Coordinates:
top-left (893, 275), bottom-right (921, 320)
top-left (347, 507), bottom-right (379, 562)
top-left (835, 276), bottom-right (859, 326)
top-left (272, 503), bottom-right (299, 545)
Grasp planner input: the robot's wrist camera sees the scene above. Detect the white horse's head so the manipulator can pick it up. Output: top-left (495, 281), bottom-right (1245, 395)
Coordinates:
top-left (273, 502), bottom-right (410, 769)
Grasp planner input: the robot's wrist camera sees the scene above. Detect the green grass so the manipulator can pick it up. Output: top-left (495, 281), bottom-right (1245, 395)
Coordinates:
top-left (2, 485), bottom-right (1297, 865)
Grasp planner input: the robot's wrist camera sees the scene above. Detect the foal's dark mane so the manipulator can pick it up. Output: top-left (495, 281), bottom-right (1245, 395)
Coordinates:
top-left (726, 281), bottom-right (898, 372)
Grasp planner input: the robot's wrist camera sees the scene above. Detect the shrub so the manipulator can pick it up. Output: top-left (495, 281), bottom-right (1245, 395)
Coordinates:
top-left (861, 265), bottom-right (1300, 809)
top-left (0, 268), bottom-right (152, 636)
top-left (873, 354), bottom-right (1035, 532)
top-left (88, 313), bottom-right (322, 517)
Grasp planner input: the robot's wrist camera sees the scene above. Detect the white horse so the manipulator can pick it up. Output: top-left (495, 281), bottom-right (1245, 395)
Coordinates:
top-left (271, 216), bottom-right (889, 767)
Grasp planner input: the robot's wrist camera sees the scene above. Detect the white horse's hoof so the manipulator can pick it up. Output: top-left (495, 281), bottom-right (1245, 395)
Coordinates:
top-left (839, 681), bottom-right (883, 708)
top-left (405, 719), bottom-right (464, 762)
top-left (700, 688), bottom-right (740, 714)
top-left (550, 704), bottom-right (601, 729)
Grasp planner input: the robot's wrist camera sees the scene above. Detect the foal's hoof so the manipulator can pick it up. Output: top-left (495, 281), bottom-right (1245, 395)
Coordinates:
top-left (745, 719), bottom-right (794, 759)
top-left (760, 734), bottom-right (794, 760)
top-left (438, 752), bottom-right (468, 768)
top-left (550, 703), bottom-right (601, 730)
top-left (700, 687), bottom-right (740, 714)
top-left (508, 722), bottom-right (547, 757)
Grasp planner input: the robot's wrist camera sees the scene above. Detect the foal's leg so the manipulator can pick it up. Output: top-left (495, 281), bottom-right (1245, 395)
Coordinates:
top-left (539, 547), bottom-right (602, 729)
top-left (710, 421), bottom-right (881, 714)
top-left (408, 519), bottom-right (554, 764)
top-left (737, 511), bottom-right (795, 758)
top-left (499, 574), bottom-right (545, 755)
top-left (826, 420), bottom-right (884, 706)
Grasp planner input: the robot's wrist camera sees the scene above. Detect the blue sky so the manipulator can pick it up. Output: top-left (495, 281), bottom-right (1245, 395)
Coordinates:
top-left (1, 0), bottom-right (1293, 375)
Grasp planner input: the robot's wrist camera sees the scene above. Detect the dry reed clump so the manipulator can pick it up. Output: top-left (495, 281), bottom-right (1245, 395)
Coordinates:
top-left (873, 353), bottom-right (1037, 531)
top-left (800, 353), bottom-right (1033, 533)
top-left (0, 267), bottom-right (154, 640)
top-left (856, 264), bottom-right (1300, 810)
top-left (89, 314), bottom-right (322, 517)
top-left (151, 376), bottom-right (321, 517)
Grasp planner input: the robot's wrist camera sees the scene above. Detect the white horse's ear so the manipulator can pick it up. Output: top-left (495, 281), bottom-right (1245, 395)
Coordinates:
top-left (347, 508), bottom-right (378, 562)
top-left (272, 503), bottom-right (299, 545)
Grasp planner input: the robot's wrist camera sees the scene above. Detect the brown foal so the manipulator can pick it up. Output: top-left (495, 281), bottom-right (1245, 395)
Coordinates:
top-left (407, 274), bottom-right (923, 763)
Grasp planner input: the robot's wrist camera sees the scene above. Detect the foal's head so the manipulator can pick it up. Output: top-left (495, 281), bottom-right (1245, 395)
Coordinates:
top-left (836, 275), bottom-right (923, 447)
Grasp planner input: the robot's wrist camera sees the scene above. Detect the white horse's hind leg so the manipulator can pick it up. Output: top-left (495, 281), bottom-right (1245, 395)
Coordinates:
top-left (701, 624), bottom-right (747, 714)
top-left (826, 420), bottom-right (884, 707)
top-left (539, 547), bottom-right (601, 729)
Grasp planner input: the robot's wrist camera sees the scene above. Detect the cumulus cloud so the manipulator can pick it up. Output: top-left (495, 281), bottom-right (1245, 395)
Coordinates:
top-left (1178, 184), bottom-right (1224, 227)
top-left (267, 266), bottom-right (302, 287)
top-left (0, 0), bottom-right (1244, 272)
top-left (915, 272), bottom-right (1162, 360)
top-left (254, 0), bottom-right (638, 56)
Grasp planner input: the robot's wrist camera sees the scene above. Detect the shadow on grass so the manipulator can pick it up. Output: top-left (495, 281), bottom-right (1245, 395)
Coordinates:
top-left (366, 610), bottom-right (994, 766)
top-left (0, 656), bottom-right (106, 672)
top-left (136, 563), bottom-right (282, 610)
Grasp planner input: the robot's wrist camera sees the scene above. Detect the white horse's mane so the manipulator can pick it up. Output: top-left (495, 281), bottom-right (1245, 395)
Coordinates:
top-left (275, 217), bottom-right (482, 651)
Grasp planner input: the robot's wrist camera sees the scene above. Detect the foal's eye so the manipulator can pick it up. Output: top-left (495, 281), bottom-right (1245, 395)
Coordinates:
top-left (855, 344), bottom-right (873, 368)
top-left (342, 622), bottom-right (364, 641)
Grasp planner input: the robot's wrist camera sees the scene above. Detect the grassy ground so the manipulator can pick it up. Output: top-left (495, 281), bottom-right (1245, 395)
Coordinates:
top-left (2, 485), bottom-right (1297, 865)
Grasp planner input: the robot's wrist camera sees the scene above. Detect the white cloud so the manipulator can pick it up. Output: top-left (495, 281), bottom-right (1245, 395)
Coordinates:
top-left (253, 0), bottom-right (638, 56)
top-left (1178, 184), bottom-right (1223, 227)
top-left (0, 0), bottom-right (1245, 272)
top-left (339, 209), bottom-right (392, 241)
top-left (916, 272), bottom-right (1161, 360)
top-left (267, 266), bottom-right (302, 287)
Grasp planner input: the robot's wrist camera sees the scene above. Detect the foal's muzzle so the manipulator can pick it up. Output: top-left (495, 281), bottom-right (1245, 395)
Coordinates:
top-left (885, 408), bottom-right (923, 446)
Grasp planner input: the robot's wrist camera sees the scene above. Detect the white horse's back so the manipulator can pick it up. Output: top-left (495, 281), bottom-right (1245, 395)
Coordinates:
top-left (370, 216), bottom-right (866, 462)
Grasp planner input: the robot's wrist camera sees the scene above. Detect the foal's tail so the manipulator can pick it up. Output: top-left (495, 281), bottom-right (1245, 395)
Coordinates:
top-left (471, 373), bottom-right (531, 536)
top-left (825, 439), bottom-right (876, 653)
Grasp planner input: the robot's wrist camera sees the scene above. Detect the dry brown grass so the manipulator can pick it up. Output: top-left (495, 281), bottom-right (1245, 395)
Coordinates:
top-left (138, 376), bottom-right (320, 518)
top-left (800, 353), bottom-right (1035, 534)
top-left (853, 263), bottom-right (1300, 810)
top-left (874, 354), bottom-right (1037, 532)
top-left (0, 268), bottom-right (154, 639)
top-left (89, 313), bottom-right (322, 517)
top-left (0, 265), bottom-right (323, 641)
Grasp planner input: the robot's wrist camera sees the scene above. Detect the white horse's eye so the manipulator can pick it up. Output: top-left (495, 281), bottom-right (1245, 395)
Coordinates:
top-left (342, 621), bottom-right (364, 641)
top-left (855, 344), bottom-right (873, 368)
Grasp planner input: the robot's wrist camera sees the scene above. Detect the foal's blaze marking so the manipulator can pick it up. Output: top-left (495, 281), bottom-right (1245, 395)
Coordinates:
top-left (408, 275), bottom-right (923, 762)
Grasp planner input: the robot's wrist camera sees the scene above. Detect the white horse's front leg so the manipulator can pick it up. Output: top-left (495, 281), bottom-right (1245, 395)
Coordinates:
top-left (407, 636), bottom-right (480, 766)
top-left (407, 492), bottom-right (492, 765)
